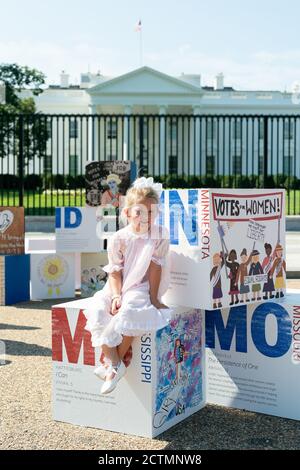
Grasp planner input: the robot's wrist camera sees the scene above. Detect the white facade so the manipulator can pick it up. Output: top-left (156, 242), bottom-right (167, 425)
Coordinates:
top-left (10, 66), bottom-right (300, 178)
top-left (23, 66), bottom-right (300, 115)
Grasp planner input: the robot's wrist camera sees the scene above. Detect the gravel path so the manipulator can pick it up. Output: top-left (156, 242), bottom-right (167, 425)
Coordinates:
top-left (1, 286), bottom-right (300, 450)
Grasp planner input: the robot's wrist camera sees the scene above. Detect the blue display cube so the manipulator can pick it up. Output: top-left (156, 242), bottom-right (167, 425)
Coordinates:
top-left (0, 254), bottom-right (30, 305)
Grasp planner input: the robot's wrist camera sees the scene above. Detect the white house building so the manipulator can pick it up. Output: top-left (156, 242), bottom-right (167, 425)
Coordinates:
top-left (26, 66), bottom-right (300, 115)
top-left (11, 66), bottom-right (300, 179)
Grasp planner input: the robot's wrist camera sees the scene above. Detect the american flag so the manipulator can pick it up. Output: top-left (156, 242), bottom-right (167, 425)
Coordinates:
top-left (135, 19), bottom-right (142, 32)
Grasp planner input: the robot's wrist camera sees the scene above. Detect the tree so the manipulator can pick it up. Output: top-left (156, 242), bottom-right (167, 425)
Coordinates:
top-left (0, 63), bottom-right (48, 171)
top-left (0, 63), bottom-right (45, 109)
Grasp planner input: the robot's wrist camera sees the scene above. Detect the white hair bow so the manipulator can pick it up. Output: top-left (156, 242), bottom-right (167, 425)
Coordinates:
top-left (132, 177), bottom-right (163, 197)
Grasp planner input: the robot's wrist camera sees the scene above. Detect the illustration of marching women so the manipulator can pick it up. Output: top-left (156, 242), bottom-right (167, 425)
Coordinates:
top-left (211, 191), bottom-right (285, 308)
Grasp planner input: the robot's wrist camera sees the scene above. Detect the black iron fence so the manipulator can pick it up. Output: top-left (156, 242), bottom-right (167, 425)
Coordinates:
top-left (0, 113), bottom-right (300, 215)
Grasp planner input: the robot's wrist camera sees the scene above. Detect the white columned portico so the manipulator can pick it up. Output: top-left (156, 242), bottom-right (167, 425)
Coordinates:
top-left (193, 105), bottom-right (202, 176)
top-left (123, 105), bottom-right (132, 161)
top-left (88, 103), bottom-right (98, 162)
top-left (159, 105), bottom-right (167, 175)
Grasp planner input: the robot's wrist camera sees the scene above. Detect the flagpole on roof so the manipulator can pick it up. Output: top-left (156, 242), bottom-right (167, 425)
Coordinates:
top-left (140, 24), bottom-right (143, 67)
top-left (135, 19), bottom-right (143, 67)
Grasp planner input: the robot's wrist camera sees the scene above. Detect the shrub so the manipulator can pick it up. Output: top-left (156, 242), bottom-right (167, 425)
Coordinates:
top-left (24, 174), bottom-right (43, 190)
top-left (0, 174), bottom-right (19, 189)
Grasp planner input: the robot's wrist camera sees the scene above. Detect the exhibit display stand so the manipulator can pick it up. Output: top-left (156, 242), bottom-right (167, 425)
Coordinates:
top-left (0, 207), bottom-right (30, 305)
top-left (51, 187), bottom-right (300, 436)
top-left (52, 299), bottom-right (205, 438)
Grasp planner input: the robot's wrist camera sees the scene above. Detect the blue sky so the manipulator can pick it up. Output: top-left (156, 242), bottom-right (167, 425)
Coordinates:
top-left (1, 0), bottom-right (300, 90)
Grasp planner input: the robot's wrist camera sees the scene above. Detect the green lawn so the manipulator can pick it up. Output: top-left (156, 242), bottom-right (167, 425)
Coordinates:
top-left (0, 190), bottom-right (86, 215)
top-left (0, 189), bottom-right (300, 216)
top-left (285, 190), bottom-right (300, 215)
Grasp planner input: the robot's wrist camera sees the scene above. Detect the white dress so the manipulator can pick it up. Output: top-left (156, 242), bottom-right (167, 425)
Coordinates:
top-left (83, 223), bottom-right (173, 348)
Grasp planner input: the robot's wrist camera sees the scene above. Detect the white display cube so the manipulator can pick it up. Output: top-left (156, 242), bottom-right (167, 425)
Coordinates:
top-left (52, 298), bottom-right (205, 437)
top-left (55, 207), bottom-right (102, 253)
top-left (205, 291), bottom-right (300, 420)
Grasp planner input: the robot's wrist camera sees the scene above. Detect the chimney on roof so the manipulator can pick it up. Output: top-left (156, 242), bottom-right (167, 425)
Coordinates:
top-left (60, 70), bottom-right (69, 88)
top-left (215, 73), bottom-right (224, 90)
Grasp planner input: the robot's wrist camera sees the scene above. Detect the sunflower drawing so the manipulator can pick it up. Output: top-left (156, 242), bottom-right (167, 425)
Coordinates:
top-left (38, 255), bottom-right (69, 296)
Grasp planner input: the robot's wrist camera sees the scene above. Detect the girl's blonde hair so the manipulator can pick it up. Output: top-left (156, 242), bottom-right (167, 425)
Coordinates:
top-left (120, 184), bottom-right (160, 221)
top-left (125, 186), bottom-right (159, 207)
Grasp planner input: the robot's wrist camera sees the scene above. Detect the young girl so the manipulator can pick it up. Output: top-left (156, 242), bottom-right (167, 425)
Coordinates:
top-left (83, 177), bottom-right (173, 395)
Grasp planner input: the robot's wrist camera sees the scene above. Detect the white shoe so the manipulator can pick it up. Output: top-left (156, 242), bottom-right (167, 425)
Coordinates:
top-left (94, 364), bottom-right (107, 381)
top-left (100, 361), bottom-right (126, 395)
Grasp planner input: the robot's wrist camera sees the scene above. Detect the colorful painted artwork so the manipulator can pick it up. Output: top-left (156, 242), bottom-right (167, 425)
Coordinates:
top-left (85, 161), bottom-right (136, 248)
top-left (81, 253), bottom-right (108, 297)
top-left (31, 253), bottom-right (75, 299)
top-left (85, 161), bottom-right (136, 209)
top-left (0, 207), bottom-right (25, 255)
top-left (153, 309), bottom-right (203, 429)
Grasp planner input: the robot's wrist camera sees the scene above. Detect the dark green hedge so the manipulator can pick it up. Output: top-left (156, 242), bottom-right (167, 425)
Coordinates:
top-left (0, 173), bottom-right (299, 191)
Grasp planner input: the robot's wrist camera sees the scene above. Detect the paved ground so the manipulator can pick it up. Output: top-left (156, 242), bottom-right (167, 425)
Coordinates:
top-left (1, 280), bottom-right (300, 450)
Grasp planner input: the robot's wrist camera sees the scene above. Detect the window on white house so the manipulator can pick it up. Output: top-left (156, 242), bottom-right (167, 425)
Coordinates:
top-left (259, 155), bottom-right (264, 174)
top-left (169, 118), bottom-right (177, 141)
top-left (232, 119), bottom-right (242, 140)
top-left (107, 120), bottom-right (117, 139)
top-left (232, 154), bottom-right (242, 174)
top-left (259, 120), bottom-right (265, 140)
top-left (169, 155), bottom-right (178, 174)
top-left (44, 154), bottom-right (52, 174)
top-left (283, 155), bottom-right (294, 175)
top-left (69, 120), bottom-right (78, 139)
top-left (206, 154), bottom-right (215, 176)
top-left (207, 119), bottom-right (216, 140)
top-left (143, 120), bottom-right (148, 142)
top-left (46, 120), bottom-right (52, 140)
top-left (284, 120), bottom-right (294, 140)
top-left (69, 154), bottom-right (78, 176)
